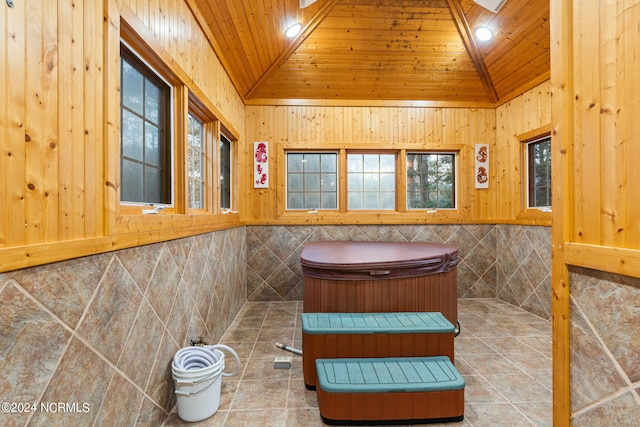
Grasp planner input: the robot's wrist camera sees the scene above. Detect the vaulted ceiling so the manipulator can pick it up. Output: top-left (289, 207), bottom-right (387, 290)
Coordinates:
top-left (189, 0), bottom-right (550, 106)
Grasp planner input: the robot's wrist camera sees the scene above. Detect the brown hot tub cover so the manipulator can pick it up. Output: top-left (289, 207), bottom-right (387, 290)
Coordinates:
top-left (300, 241), bottom-right (459, 280)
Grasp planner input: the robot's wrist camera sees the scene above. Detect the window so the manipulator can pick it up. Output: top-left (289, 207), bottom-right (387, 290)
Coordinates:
top-left (120, 44), bottom-right (171, 204)
top-left (286, 152), bottom-right (338, 210)
top-left (406, 153), bottom-right (456, 209)
top-left (220, 133), bottom-right (232, 210)
top-left (526, 136), bottom-right (552, 208)
top-left (347, 153), bottom-right (395, 210)
top-left (187, 113), bottom-right (205, 209)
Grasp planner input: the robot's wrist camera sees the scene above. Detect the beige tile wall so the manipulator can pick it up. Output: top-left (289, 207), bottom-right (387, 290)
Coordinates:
top-left (569, 266), bottom-right (640, 424)
top-left (496, 225), bottom-right (552, 319)
top-left (0, 228), bottom-right (246, 426)
top-left (245, 224), bottom-right (552, 319)
top-left (0, 223), bottom-right (553, 426)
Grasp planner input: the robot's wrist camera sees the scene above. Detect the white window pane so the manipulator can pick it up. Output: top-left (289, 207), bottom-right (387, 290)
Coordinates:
top-left (304, 174), bottom-right (320, 191)
top-left (380, 154), bottom-right (395, 172)
top-left (363, 173), bottom-right (379, 191)
top-left (321, 193), bottom-right (337, 209)
top-left (304, 193), bottom-right (320, 208)
top-left (363, 192), bottom-right (379, 209)
top-left (321, 154), bottom-right (337, 172)
top-left (188, 115), bottom-right (202, 148)
top-left (348, 174), bottom-right (363, 191)
top-left (363, 154), bottom-right (379, 172)
top-left (380, 173), bottom-right (395, 191)
top-left (189, 177), bottom-right (203, 209)
top-left (187, 113), bottom-right (204, 210)
top-left (288, 173), bottom-right (303, 191)
top-left (380, 192), bottom-right (395, 210)
top-left (288, 193), bottom-right (303, 209)
top-left (348, 154), bottom-right (363, 172)
top-left (347, 153), bottom-right (397, 211)
top-left (321, 174), bottom-right (336, 191)
top-left (304, 154), bottom-right (320, 172)
top-left (348, 193), bottom-right (363, 209)
top-left (288, 154), bottom-right (304, 172)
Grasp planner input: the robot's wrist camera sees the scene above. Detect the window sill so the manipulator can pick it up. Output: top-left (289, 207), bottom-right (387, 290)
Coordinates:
top-left (516, 209), bottom-right (553, 225)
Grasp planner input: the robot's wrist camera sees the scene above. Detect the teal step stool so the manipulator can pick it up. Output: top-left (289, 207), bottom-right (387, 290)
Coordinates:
top-left (302, 311), bottom-right (455, 389)
top-left (315, 356), bottom-right (465, 425)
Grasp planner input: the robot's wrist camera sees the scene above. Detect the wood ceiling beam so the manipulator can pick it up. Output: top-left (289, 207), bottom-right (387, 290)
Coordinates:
top-left (244, 0), bottom-right (341, 100)
top-left (446, 0), bottom-right (499, 104)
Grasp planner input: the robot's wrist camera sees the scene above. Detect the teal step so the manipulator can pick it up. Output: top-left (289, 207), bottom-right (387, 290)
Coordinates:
top-left (302, 311), bottom-right (454, 334)
top-left (315, 356), bottom-right (465, 425)
top-left (316, 356), bottom-right (465, 393)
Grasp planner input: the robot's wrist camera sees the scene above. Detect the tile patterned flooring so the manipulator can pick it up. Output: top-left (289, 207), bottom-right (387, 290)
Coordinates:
top-left (163, 299), bottom-right (552, 427)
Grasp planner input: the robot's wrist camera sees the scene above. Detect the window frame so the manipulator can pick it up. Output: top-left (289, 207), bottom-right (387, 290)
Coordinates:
top-left (526, 136), bottom-right (552, 210)
top-left (285, 151), bottom-right (339, 211)
top-left (187, 113), bottom-right (205, 210)
top-left (119, 42), bottom-right (174, 207)
top-left (277, 145), bottom-right (466, 221)
top-left (517, 124), bottom-right (553, 219)
top-left (106, 15), bottom-right (242, 236)
top-left (186, 93), bottom-right (217, 214)
top-left (346, 151), bottom-right (397, 211)
top-left (219, 129), bottom-right (237, 212)
top-left (405, 151), bottom-right (458, 210)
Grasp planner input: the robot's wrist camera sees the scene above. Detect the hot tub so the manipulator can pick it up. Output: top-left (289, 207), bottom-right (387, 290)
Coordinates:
top-left (300, 241), bottom-right (459, 327)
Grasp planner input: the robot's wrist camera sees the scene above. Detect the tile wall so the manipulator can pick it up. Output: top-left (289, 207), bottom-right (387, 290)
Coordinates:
top-left (0, 223), bottom-right (553, 426)
top-left (496, 225), bottom-right (552, 319)
top-left (0, 227), bottom-right (246, 427)
top-left (246, 224), bottom-right (552, 320)
top-left (569, 266), bottom-right (640, 425)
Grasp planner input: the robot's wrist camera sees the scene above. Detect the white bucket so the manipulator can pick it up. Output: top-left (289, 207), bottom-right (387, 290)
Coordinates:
top-left (172, 344), bottom-right (240, 423)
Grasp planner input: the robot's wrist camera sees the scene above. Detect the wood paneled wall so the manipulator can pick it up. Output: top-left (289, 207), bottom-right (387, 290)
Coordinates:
top-left (552, 0), bottom-right (640, 280)
top-left (0, 0), bottom-right (245, 273)
top-left (551, 0), bottom-right (640, 424)
top-left (243, 82), bottom-right (551, 225)
top-left (1, 0), bottom-right (104, 247)
top-left (495, 80), bottom-right (552, 220)
top-left (0, 0), bottom-right (553, 273)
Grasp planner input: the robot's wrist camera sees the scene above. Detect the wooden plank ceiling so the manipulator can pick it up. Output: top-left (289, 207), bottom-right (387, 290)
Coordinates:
top-left (190, 0), bottom-right (549, 105)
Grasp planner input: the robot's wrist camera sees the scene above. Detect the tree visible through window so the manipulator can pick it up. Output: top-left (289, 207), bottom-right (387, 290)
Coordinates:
top-left (527, 137), bottom-right (552, 208)
top-left (220, 133), bottom-right (232, 210)
top-left (406, 153), bottom-right (456, 209)
top-left (187, 113), bottom-right (204, 209)
top-left (120, 44), bottom-right (171, 204)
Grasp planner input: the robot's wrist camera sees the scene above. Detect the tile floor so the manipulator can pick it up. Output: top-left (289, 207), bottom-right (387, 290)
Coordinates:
top-left (163, 298), bottom-right (552, 427)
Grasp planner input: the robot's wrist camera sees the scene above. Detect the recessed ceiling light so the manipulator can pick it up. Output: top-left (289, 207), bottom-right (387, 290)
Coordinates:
top-left (285, 23), bottom-right (302, 38)
top-left (474, 26), bottom-right (494, 42)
